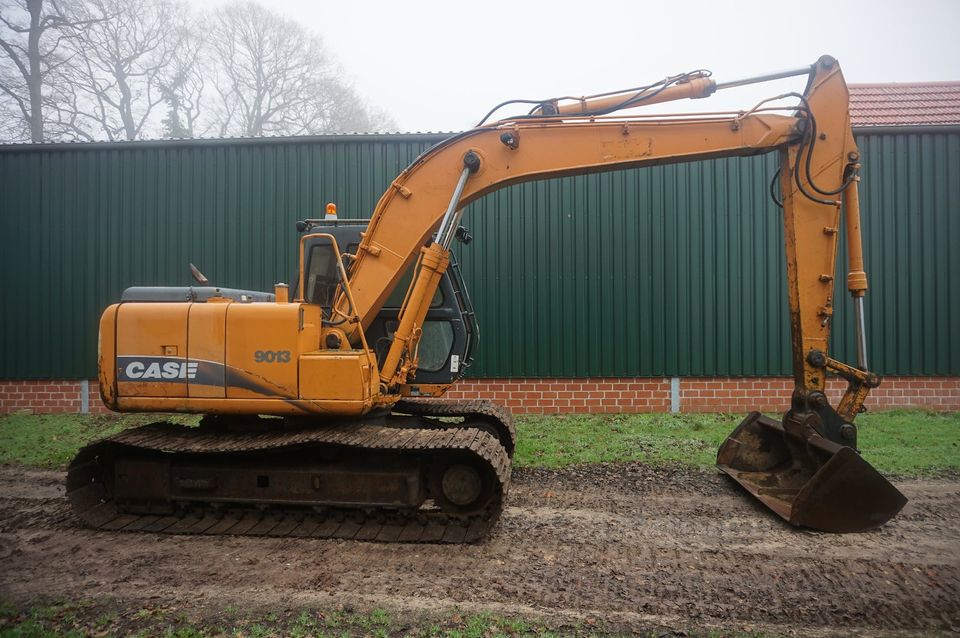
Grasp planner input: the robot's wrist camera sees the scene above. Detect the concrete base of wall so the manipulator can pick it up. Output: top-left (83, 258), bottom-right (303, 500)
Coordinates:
top-left (2, 377), bottom-right (958, 415)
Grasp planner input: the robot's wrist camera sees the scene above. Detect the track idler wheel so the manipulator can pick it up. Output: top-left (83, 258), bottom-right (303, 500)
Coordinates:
top-left (429, 458), bottom-right (497, 516)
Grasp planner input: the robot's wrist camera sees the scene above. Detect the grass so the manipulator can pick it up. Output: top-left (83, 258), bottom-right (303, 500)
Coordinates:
top-left (0, 600), bottom-right (588, 637)
top-left (0, 600), bottom-right (89, 638)
top-left (515, 409), bottom-right (960, 476)
top-left (0, 599), bottom-right (782, 637)
top-left (0, 409), bottom-right (957, 476)
top-left (0, 413), bottom-right (198, 468)
top-left (515, 412), bottom-right (740, 469)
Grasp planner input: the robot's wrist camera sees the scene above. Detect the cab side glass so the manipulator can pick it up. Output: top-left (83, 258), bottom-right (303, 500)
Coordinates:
top-left (305, 244), bottom-right (337, 306)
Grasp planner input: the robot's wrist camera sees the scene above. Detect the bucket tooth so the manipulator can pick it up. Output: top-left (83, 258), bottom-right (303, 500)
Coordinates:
top-left (717, 411), bottom-right (907, 533)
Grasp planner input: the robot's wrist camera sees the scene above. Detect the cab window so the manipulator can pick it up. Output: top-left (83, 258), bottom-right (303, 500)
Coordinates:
top-left (304, 242), bottom-right (358, 306)
top-left (305, 244), bottom-right (338, 306)
top-left (417, 321), bottom-right (455, 372)
top-left (384, 319), bottom-right (455, 373)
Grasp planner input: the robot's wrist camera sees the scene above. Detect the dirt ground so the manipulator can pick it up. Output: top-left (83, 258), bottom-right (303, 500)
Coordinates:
top-left (0, 464), bottom-right (957, 636)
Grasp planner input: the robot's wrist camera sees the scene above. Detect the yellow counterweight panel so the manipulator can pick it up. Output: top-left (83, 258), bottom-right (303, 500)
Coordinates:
top-left (187, 303), bottom-right (227, 398)
top-left (116, 302), bottom-right (189, 398)
top-left (225, 303), bottom-right (312, 400)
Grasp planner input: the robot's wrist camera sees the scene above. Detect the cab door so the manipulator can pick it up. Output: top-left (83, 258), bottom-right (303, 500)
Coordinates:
top-left (367, 253), bottom-right (476, 385)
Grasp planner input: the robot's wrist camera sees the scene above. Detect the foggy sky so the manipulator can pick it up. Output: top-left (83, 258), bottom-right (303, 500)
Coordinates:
top-left (197, 0), bottom-right (959, 133)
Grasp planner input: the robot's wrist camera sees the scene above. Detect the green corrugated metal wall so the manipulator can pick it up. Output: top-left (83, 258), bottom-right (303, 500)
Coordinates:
top-left (1, 130), bottom-right (957, 379)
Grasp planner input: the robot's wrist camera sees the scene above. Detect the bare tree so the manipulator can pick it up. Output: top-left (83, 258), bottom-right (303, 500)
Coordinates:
top-left (208, 1), bottom-right (392, 136)
top-left (55, 0), bottom-right (184, 140)
top-left (318, 81), bottom-right (396, 133)
top-left (1, 0), bottom-right (393, 141)
top-left (0, 0), bottom-right (91, 141)
top-left (157, 22), bottom-right (204, 138)
top-left (0, 58), bottom-right (28, 138)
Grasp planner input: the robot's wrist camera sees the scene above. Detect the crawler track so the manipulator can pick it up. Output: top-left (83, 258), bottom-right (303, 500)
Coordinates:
top-left (66, 400), bottom-right (513, 543)
top-left (394, 398), bottom-right (516, 456)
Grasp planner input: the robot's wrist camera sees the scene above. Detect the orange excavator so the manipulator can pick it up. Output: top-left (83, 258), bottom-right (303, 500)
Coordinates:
top-left (68, 55), bottom-right (906, 541)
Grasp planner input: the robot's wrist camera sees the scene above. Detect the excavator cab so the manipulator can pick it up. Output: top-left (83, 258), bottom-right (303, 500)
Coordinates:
top-left (296, 218), bottom-right (478, 390)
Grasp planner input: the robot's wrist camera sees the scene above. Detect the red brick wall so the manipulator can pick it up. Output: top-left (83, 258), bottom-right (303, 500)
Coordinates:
top-left (0, 380), bottom-right (111, 415)
top-left (677, 376), bottom-right (960, 413)
top-left (1, 377), bottom-right (958, 415)
top-left (446, 377), bottom-right (960, 414)
top-left (88, 381), bottom-right (111, 414)
top-left (444, 378), bottom-right (672, 414)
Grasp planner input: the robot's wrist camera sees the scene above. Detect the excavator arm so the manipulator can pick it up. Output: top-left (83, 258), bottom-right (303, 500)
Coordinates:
top-left (338, 55), bottom-right (906, 531)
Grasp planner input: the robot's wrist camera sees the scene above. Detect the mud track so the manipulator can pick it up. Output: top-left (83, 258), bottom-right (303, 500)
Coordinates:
top-left (0, 465), bottom-right (957, 636)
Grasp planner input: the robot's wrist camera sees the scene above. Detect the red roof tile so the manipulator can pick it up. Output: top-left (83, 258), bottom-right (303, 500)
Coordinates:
top-left (849, 82), bottom-right (960, 127)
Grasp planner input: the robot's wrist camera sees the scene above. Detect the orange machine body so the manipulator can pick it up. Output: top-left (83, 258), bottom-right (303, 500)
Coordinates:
top-left (98, 298), bottom-right (379, 417)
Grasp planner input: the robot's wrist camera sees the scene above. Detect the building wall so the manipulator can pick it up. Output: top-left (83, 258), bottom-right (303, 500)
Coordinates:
top-left (1, 129), bottom-right (958, 414)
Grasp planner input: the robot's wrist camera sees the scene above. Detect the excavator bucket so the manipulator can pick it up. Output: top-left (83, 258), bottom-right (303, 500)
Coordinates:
top-left (717, 412), bottom-right (907, 532)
